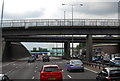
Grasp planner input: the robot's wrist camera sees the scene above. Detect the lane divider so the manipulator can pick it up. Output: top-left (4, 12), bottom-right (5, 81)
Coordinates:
top-left (67, 75), bottom-right (72, 79)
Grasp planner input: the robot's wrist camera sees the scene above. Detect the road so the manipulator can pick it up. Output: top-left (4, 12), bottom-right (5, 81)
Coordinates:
top-left (2, 57), bottom-right (97, 81)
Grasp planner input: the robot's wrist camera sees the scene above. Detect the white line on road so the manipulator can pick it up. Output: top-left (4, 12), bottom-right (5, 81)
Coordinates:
top-left (67, 75), bottom-right (72, 79)
top-left (84, 67), bottom-right (97, 73)
top-left (36, 67), bottom-right (38, 68)
top-left (0, 62), bottom-right (15, 68)
top-left (32, 76), bottom-right (35, 79)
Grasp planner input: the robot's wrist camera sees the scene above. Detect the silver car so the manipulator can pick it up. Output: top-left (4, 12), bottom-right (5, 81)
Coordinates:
top-left (67, 59), bottom-right (84, 72)
top-left (96, 67), bottom-right (120, 81)
top-left (0, 74), bottom-right (12, 81)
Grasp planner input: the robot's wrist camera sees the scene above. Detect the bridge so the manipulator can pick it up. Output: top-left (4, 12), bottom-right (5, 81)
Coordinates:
top-left (1, 19), bottom-right (120, 62)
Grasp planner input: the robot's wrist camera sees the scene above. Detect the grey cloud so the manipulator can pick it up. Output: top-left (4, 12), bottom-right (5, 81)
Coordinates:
top-left (61, 2), bottom-right (118, 16)
top-left (3, 9), bottom-right (45, 19)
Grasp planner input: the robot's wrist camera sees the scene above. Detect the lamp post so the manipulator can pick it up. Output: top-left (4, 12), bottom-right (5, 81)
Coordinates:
top-left (64, 11), bottom-right (65, 26)
top-left (62, 3), bottom-right (83, 58)
top-left (1, 0), bottom-right (4, 27)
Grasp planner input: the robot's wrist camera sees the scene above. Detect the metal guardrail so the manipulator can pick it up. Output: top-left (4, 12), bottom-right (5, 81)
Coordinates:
top-left (0, 19), bottom-right (119, 27)
top-left (83, 61), bottom-right (120, 70)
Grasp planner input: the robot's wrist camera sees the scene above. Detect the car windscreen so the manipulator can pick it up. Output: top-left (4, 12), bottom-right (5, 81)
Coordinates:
top-left (44, 67), bottom-right (59, 72)
top-left (110, 70), bottom-right (120, 77)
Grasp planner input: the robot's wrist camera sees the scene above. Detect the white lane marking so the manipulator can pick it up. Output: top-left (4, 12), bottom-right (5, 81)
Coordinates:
top-left (84, 67), bottom-right (97, 73)
top-left (32, 76), bottom-right (35, 79)
top-left (13, 64), bottom-right (15, 65)
top-left (0, 62), bottom-right (15, 67)
top-left (16, 67), bottom-right (18, 68)
top-left (67, 75), bottom-right (72, 79)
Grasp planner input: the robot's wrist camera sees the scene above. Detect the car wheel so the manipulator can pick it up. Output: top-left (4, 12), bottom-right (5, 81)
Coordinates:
top-left (82, 69), bottom-right (84, 72)
top-left (69, 69), bottom-right (72, 72)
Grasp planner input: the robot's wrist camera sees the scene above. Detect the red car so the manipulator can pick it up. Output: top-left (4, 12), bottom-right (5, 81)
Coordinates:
top-left (40, 65), bottom-right (63, 81)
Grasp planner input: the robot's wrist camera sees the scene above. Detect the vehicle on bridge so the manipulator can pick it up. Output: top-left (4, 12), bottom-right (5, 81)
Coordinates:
top-left (96, 67), bottom-right (120, 81)
top-left (40, 65), bottom-right (63, 81)
top-left (67, 59), bottom-right (84, 72)
top-left (0, 74), bottom-right (12, 81)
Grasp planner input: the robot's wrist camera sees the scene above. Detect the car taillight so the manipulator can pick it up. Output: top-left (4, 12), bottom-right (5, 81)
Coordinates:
top-left (107, 77), bottom-right (111, 81)
top-left (70, 65), bottom-right (73, 66)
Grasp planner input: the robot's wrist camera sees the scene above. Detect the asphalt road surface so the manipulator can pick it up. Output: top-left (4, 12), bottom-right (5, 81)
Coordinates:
top-left (2, 57), bottom-right (97, 81)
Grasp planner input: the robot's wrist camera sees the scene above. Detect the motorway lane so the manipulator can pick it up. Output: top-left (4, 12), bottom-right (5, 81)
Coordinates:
top-left (2, 57), bottom-right (97, 80)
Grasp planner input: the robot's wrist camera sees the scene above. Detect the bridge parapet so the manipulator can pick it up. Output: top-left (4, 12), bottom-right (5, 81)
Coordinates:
top-left (1, 19), bottom-right (119, 27)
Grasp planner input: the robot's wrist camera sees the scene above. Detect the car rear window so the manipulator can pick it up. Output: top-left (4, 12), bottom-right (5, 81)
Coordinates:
top-left (72, 60), bottom-right (82, 64)
top-left (44, 67), bottom-right (59, 72)
top-left (110, 70), bottom-right (120, 77)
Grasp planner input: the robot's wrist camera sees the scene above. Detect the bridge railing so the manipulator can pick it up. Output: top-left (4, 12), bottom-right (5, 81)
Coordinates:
top-left (1, 19), bottom-right (119, 27)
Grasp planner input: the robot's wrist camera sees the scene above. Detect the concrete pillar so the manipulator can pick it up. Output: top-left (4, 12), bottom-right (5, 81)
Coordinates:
top-left (2, 42), bottom-right (30, 61)
top-left (2, 42), bottom-right (12, 61)
top-left (86, 34), bottom-right (93, 62)
top-left (64, 41), bottom-right (70, 59)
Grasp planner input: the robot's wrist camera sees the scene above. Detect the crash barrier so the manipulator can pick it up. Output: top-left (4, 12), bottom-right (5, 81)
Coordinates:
top-left (83, 61), bottom-right (110, 69)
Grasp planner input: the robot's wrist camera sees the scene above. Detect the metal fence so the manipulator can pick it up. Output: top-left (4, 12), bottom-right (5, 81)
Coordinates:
top-left (0, 19), bottom-right (119, 27)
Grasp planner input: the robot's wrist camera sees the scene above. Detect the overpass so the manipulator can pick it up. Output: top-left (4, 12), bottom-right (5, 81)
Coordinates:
top-left (1, 19), bottom-right (120, 62)
top-left (3, 36), bottom-right (120, 43)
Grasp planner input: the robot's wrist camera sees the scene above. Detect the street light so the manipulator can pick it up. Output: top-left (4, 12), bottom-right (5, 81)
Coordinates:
top-left (62, 3), bottom-right (83, 59)
top-left (0, 0), bottom-right (4, 65)
top-left (1, 0), bottom-right (4, 27)
top-left (62, 3), bottom-right (83, 26)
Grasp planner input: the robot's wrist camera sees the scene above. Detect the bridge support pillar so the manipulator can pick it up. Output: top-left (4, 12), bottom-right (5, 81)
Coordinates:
top-left (86, 34), bottom-right (93, 62)
top-left (2, 42), bottom-right (30, 62)
top-left (2, 41), bottom-right (12, 61)
top-left (64, 41), bottom-right (70, 59)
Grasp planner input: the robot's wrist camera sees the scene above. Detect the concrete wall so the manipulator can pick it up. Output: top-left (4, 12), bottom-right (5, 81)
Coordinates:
top-left (11, 42), bottom-right (30, 60)
top-left (2, 41), bottom-right (30, 61)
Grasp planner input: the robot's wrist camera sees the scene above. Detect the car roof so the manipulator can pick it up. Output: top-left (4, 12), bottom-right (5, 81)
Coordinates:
top-left (43, 65), bottom-right (58, 67)
top-left (0, 74), bottom-right (4, 77)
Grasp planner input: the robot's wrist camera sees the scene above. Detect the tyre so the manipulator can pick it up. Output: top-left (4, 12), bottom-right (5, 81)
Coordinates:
top-left (81, 69), bottom-right (84, 72)
top-left (69, 69), bottom-right (72, 72)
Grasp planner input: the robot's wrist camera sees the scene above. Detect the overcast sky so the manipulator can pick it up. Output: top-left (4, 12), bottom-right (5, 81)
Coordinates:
top-left (0, 0), bottom-right (119, 50)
